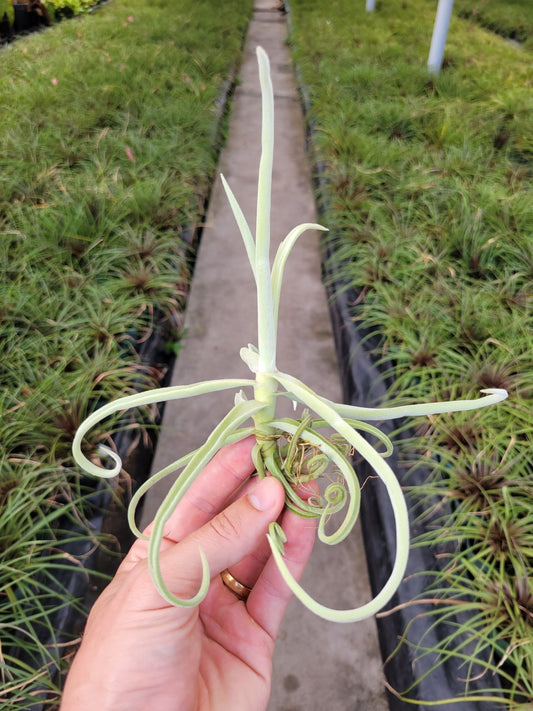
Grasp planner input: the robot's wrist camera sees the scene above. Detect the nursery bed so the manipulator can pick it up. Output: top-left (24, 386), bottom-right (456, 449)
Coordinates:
top-left (0, 0), bottom-right (252, 706)
top-left (286, 0), bottom-right (533, 707)
top-left (297, 66), bottom-right (506, 711)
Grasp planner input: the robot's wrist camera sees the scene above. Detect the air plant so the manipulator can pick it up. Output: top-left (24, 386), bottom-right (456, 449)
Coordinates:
top-left (72, 47), bottom-right (507, 623)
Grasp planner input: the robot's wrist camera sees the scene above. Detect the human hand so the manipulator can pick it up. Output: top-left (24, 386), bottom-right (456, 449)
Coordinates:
top-left (60, 436), bottom-right (315, 711)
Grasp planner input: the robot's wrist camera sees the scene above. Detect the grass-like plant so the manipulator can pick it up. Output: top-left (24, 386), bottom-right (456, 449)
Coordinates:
top-left (285, 0), bottom-right (531, 700)
top-left (1, 0), bottom-right (253, 704)
top-left (0, 456), bottom-right (111, 707)
top-left (454, 0), bottom-right (532, 49)
top-left (73, 47), bottom-right (506, 622)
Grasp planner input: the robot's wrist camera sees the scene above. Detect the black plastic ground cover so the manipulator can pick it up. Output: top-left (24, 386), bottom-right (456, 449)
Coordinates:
top-left (283, 2), bottom-right (504, 708)
top-left (319, 278), bottom-right (505, 711)
top-left (10, 53), bottom-right (243, 711)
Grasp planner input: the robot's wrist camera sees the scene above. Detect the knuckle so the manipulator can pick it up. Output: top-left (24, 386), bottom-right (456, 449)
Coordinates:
top-left (207, 510), bottom-right (240, 543)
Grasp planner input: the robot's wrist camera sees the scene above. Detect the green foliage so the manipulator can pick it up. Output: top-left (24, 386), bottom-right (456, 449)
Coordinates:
top-left (0, 457), bottom-right (111, 707)
top-left (0, 0), bottom-right (252, 706)
top-left (0, 0), bottom-right (13, 23)
top-left (42, 0), bottom-right (99, 19)
top-left (454, 0), bottom-right (533, 49)
top-left (288, 0), bottom-right (533, 705)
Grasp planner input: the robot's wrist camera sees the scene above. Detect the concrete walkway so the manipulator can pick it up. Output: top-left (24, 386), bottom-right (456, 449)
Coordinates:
top-left (140, 1), bottom-right (388, 708)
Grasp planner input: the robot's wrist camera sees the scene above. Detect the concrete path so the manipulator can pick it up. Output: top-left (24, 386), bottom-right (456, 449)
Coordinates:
top-left (139, 1), bottom-right (388, 708)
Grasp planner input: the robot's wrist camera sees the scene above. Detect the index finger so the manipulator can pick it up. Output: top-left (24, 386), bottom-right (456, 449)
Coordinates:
top-left (143, 435), bottom-right (257, 542)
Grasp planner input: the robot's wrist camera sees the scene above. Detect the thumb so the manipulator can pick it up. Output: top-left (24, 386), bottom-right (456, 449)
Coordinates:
top-left (158, 477), bottom-right (285, 601)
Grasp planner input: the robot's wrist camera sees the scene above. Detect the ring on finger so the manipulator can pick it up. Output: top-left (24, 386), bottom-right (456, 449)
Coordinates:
top-left (220, 569), bottom-right (252, 601)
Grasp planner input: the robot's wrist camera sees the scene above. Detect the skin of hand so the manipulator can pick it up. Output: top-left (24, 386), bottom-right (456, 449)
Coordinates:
top-left (60, 436), bottom-right (316, 711)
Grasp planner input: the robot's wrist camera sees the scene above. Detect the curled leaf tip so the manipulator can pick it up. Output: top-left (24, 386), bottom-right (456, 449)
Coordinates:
top-left (268, 521), bottom-right (287, 554)
top-left (96, 444), bottom-right (122, 477)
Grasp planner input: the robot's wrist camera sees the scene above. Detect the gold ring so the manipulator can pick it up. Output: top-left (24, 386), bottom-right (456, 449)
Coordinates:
top-left (220, 569), bottom-right (252, 601)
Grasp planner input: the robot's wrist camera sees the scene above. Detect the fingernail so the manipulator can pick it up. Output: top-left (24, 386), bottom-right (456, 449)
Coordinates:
top-left (249, 478), bottom-right (279, 512)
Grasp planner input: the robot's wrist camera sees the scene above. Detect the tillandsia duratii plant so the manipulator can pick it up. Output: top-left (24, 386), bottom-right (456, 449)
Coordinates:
top-left (72, 47), bottom-right (507, 622)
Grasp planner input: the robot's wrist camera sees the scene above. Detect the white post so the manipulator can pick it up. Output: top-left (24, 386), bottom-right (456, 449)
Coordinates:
top-left (428, 0), bottom-right (454, 73)
top-left (366, 0), bottom-right (376, 11)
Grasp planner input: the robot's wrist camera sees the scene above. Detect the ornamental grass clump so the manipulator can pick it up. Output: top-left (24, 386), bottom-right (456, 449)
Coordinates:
top-left (73, 48), bottom-right (507, 622)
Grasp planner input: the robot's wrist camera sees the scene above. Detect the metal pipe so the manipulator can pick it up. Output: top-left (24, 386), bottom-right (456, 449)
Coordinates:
top-left (428, 0), bottom-right (454, 73)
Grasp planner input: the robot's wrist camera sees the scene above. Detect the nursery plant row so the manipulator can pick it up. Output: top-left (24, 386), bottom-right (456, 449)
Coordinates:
top-left (1, 0), bottom-right (100, 44)
top-left (286, 0), bottom-right (532, 707)
top-left (454, 0), bottom-right (533, 50)
top-left (0, 0), bottom-right (252, 707)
